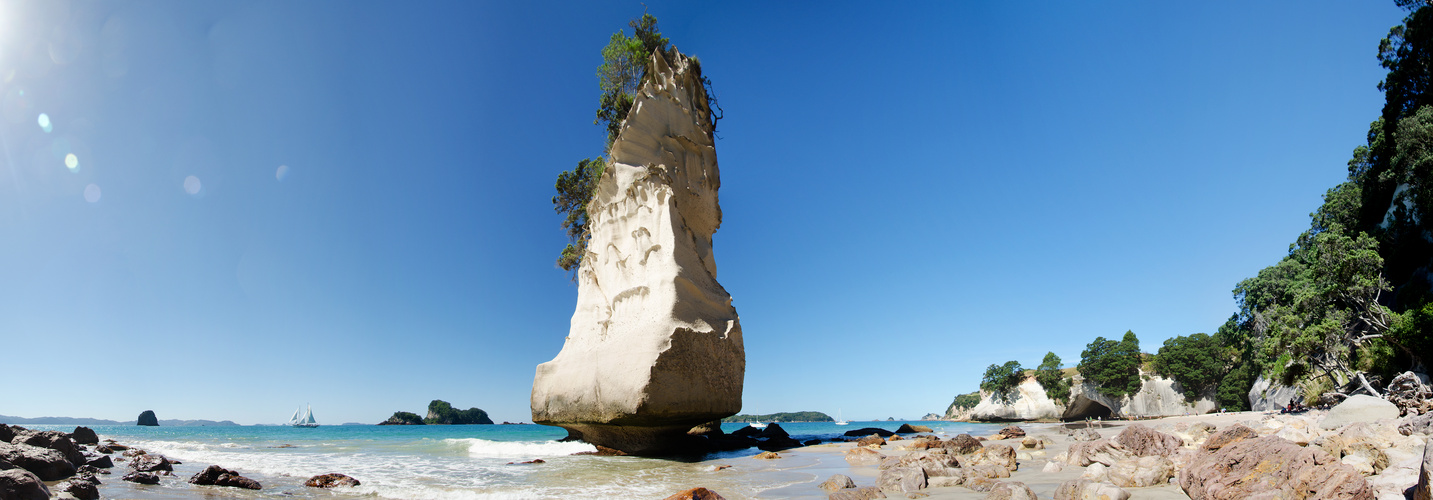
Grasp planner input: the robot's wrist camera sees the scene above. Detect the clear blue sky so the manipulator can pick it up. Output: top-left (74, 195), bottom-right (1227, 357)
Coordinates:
top-left (0, 1), bottom-right (1408, 424)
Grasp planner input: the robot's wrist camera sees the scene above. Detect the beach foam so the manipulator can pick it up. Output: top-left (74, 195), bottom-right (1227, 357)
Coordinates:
top-left (443, 438), bottom-right (597, 458)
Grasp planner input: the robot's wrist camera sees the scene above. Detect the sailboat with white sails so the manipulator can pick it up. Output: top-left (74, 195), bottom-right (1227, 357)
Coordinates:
top-left (288, 404), bottom-right (319, 428)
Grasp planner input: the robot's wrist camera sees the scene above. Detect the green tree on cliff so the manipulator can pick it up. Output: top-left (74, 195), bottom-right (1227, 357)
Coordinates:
top-left (981, 360), bottom-right (1025, 404)
top-left (1078, 331), bottom-right (1143, 398)
top-left (1034, 352), bottom-right (1071, 404)
top-left (1152, 333), bottom-right (1225, 401)
top-left (553, 13), bottom-right (670, 273)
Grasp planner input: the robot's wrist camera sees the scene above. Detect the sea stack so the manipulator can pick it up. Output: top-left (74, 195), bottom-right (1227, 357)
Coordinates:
top-left (136, 410), bottom-right (159, 426)
top-left (531, 48), bottom-right (744, 455)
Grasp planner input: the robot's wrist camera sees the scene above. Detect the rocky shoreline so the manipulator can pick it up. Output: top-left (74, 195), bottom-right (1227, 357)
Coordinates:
top-left (0, 424), bottom-right (361, 499)
top-left (674, 398), bottom-right (1431, 500)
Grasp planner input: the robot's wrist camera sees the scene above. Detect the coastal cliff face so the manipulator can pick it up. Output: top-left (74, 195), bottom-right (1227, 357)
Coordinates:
top-left (1248, 375), bottom-right (1300, 411)
top-left (531, 49), bottom-right (743, 455)
top-left (969, 377), bottom-right (1063, 421)
top-left (961, 370), bottom-right (1216, 422)
top-left (1063, 370), bottom-right (1216, 420)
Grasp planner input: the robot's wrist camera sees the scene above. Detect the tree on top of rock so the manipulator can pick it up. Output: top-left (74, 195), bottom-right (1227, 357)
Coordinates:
top-left (1078, 331), bottom-right (1143, 398)
top-left (981, 360), bottom-right (1025, 404)
top-left (1152, 333), bottom-right (1226, 402)
top-left (1035, 352), bottom-right (1071, 404)
top-left (552, 13), bottom-right (677, 274)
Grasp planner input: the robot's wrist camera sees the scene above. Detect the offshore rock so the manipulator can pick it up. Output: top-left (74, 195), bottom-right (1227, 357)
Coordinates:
top-left (531, 48), bottom-right (742, 455)
top-left (136, 411), bottom-right (158, 427)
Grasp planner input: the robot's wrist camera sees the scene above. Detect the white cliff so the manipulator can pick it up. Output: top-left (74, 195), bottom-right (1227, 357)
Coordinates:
top-left (969, 377), bottom-right (1064, 421)
top-left (1248, 375), bottom-right (1301, 411)
top-left (1063, 370), bottom-right (1216, 420)
top-left (959, 370), bottom-right (1217, 422)
top-left (530, 49), bottom-right (743, 455)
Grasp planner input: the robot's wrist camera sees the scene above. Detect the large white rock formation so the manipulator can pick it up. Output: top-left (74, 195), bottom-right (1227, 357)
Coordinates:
top-left (969, 377), bottom-right (1064, 421)
top-left (531, 49), bottom-right (743, 455)
top-left (959, 370), bottom-right (1215, 422)
top-left (1062, 370), bottom-right (1216, 420)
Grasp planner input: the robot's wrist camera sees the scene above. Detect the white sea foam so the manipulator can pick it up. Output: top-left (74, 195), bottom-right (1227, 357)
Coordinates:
top-left (443, 438), bottom-right (596, 458)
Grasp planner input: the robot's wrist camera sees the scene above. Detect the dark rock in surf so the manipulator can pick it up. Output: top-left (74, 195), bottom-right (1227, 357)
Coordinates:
top-left (121, 471), bottom-right (159, 484)
top-left (136, 411), bottom-right (158, 427)
top-left (188, 465), bottom-right (261, 490)
top-left (85, 455), bottom-right (112, 469)
top-left (843, 427), bottom-right (895, 437)
top-left (68, 427), bottom-right (98, 446)
top-left (305, 473), bottom-right (361, 488)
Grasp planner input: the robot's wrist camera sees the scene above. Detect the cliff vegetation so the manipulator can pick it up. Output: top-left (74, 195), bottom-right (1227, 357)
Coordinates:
top-left (721, 411), bottom-right (832, 423)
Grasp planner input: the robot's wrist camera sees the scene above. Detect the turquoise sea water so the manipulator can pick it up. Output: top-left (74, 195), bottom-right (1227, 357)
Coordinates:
top-left (23, 420), bottom-right (1003, 499)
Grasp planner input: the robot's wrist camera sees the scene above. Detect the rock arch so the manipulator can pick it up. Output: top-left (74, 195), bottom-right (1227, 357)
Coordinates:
top-left (1062, 394), bottom-right (1113, 421)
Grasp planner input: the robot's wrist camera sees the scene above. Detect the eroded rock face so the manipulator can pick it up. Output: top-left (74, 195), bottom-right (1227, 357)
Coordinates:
top-left (1062, 371), bottom-right (1216, 420)
top-left (1248, 375), bottom-right (1300, 412)
top-left (530, 48), bottom-right (742, 455)
top-left (970, 378), bottom-right (1064, 421)
top-left (1179, 435), bottom-right (1372, 500)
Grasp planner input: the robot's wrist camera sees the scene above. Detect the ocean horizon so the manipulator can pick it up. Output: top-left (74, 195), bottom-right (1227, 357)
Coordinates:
top-left (18, 421), bottom-right (1004, 499)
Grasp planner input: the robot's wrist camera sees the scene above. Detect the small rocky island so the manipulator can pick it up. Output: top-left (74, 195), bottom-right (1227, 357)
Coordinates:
top-left (136, 410), bottom-right (158, 426)
top-left (378, 400), bottom-right (492, 425)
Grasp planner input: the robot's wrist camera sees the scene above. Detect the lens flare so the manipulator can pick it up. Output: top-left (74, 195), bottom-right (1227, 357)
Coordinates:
top-left (184, 175), bottom-right (201, 195)
top-left (84, 184), bottom-right (101, 203)
top-left (275, 164), bottom-right (289, 181)
top-left (65, 153), bottom-right (79, 171)
top-left (38, 113), bottom-right (52, 133)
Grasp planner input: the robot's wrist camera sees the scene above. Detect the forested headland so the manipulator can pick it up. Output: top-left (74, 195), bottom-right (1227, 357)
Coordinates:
top-left (959, 1), bottom-right (1432, 413)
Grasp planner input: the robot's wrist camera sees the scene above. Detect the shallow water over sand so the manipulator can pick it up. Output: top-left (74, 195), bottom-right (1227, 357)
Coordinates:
top-left (32, 421), bottom-right (1002, 499)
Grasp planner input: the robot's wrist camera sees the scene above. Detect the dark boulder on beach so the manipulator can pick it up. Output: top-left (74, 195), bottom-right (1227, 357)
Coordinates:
top-left (67, 427), bottom-right (98, 446)
top-left (12, 431), bottom-right (85, 467)
top-left (756, 436), bottom-right (802, 452)
top-left (843, 427), bottom-right (894, 437)
top-left (687, 421), bottom-right (724, 437)
top-left (136, 411), bottom-right (158, 426)
top-left (128, 454), bottom-right (171, 472)
top-left (730, 426), bottom-right (762, 438)
top-left (0, 425), bottom-right (16, 443)
top-left (894, 424), bottom-right (932, 434)
top-left (996, 425), bottom-right (1026, 440)
top-left (122, 471), bottom-right (159, 484)
top-left (758, 423), bottom-right (789, 439)
top-left (0, 442), bottom-right (76, 481)
top-left (305, 473), bottom-right (361, 488)
top-left (662, 487), bottom-right (726, 500)
top-left (0, 468), bottom-right (49, 500)
top-left (189, 465), bottom-right (261, 490)
top-left (56, 478), bottom-right (98, 500)
top-left (85, 455), bottom-right (112, 469)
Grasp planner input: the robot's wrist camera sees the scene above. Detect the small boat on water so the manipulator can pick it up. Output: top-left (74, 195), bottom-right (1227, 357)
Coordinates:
top-left (748, 422), bottom-right (768, 429)
top-left (835, 409), bottom-right (849, 426)
top-left (288, 404), bottom-right (319, 428)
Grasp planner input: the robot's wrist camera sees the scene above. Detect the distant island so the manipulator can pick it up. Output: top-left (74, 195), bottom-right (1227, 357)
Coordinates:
top-left (0, 414), bottom-right (240, 427)
top-left (720, 411), bottom-right (832, 423)
top-left (378, 400), bottom-right (492, 425)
